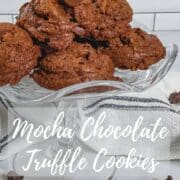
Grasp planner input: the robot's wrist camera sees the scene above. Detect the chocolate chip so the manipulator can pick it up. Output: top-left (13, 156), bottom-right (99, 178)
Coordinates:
top-left (169, 92), bottom-right (180, 104)
top-left (85, 52), bottom-right (90, 60)
top-left (74, 36), bottom-right (109, 49)
top-left (7, 171), bottom-right (24, 180)
top-left (64, 0), bottom-right (82, 7)
top-left (166, 176), bottom-right (173, 180)
top-left (120, 35), bottom-right (130, 45)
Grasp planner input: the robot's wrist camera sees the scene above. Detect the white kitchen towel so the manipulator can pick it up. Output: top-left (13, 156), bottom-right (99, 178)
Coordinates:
top-left (77, 72), bottom-right (180, 161)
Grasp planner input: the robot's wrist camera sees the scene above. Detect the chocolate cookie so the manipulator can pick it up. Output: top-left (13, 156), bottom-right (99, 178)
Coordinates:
top-left (32, 42), bottom-right (116, 90)
top-left (0, 23), bottom-right (40, 86)
top-left (72, 0), bottom-right (133, 39)
top-left (101, 28), bottom-right (166, 70)
top-left (16, 0), bottom-right (77, 51)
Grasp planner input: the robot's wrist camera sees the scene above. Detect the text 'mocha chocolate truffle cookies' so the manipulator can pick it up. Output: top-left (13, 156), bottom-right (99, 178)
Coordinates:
top-left (0, 23), bottom-right (40, 86)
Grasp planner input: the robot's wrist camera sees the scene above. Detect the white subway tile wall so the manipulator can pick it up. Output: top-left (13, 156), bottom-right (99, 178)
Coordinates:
top-left (0, 0), bottom-right (180, 31)
top-left (128, 0), bottom-right (180, 13)
top-left (0, 0), bottom-right (27, 14)
top-left (0, 15), bottom-right (12, 23)
top-left (133, 14), bottom-right (155, 31)
top-left (155, 13), bottom-right (180, 31)
top-left (156, 31), bottom-right (180, 71)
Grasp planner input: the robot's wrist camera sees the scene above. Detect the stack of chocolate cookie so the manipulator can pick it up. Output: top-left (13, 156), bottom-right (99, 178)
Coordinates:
top-left (0, 0), bottom-right (166, 90)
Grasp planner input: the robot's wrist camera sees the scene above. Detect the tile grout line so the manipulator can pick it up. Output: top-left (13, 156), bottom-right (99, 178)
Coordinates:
top-left (153, 13), bottom-right (157, 31)
top-left (11, 15), bottom-right (14, 23)
top-left (1, 12), bottom-right (180, 15)
top-left (134, 11), bottom-right (180, 14)
top-left (0, 13), bottom-right (17, 16)
top-left (155, 29), bottom-right (180, 32)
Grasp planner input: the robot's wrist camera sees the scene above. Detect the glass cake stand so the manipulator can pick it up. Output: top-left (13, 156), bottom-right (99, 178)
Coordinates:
top-left (0, 21), bottom-right (178, 177)
top-left (0, 43), bottom-right (178, 105)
